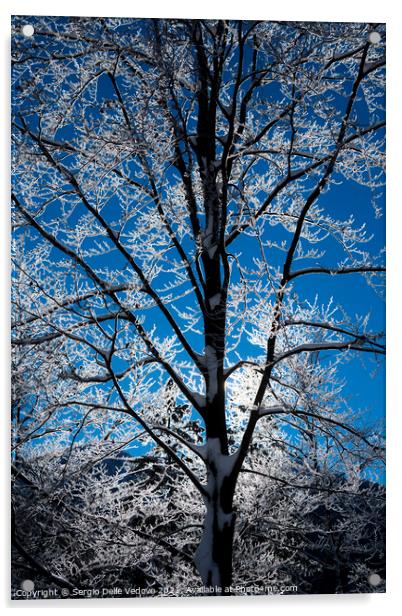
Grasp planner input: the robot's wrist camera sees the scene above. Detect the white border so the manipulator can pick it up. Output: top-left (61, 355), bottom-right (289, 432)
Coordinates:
top-left (1, 1), bottom-right (401, 614)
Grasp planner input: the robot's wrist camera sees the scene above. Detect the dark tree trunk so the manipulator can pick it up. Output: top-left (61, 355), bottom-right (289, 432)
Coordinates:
top-left (194, 456), bottom-right (236, 594)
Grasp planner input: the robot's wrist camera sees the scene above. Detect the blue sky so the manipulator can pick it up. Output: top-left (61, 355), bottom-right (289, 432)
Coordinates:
top-left (11, 16), bottom-right (386, 475)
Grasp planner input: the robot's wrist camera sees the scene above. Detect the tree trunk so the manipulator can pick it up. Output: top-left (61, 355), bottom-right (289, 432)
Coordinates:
top-left (194, 442), bottom-right (236, 595)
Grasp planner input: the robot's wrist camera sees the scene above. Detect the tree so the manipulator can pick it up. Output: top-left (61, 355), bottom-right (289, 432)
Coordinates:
top-left (11, 16), bottom-right (385, 595)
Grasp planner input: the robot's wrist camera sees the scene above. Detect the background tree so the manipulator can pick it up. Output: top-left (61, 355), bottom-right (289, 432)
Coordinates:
top-left (11, 16), bottom-right (385, 594)
top-left (12, 397), bottom-right (385, 596)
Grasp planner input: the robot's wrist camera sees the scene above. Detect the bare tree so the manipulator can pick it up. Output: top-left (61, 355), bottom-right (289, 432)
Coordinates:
top-left (12, 16), bottom-right (385, 594)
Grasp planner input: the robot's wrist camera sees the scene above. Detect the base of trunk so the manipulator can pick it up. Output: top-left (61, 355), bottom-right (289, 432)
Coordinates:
top-left (194, 503), bottom-right (235, 594)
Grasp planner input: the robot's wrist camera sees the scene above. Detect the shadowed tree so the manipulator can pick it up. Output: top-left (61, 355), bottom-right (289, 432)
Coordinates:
top-left (11, 413), bottom-right (385, 595)
top-left (12, 16), bottom-right (385, 594)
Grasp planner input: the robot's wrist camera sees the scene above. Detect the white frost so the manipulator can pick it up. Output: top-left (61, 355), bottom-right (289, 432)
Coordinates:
top-left (194, 505), bottom-right (221, 586)
top-left (205, 438), bottom-right (238, 486)
top-left (209, 293), bottom-right (221, 310)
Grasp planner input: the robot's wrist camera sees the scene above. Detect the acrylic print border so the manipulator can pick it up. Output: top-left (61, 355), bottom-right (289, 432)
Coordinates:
top-left (4, 0), bottom-right (396, 612)
top-left (10, 10), bottom-right (386, 602)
